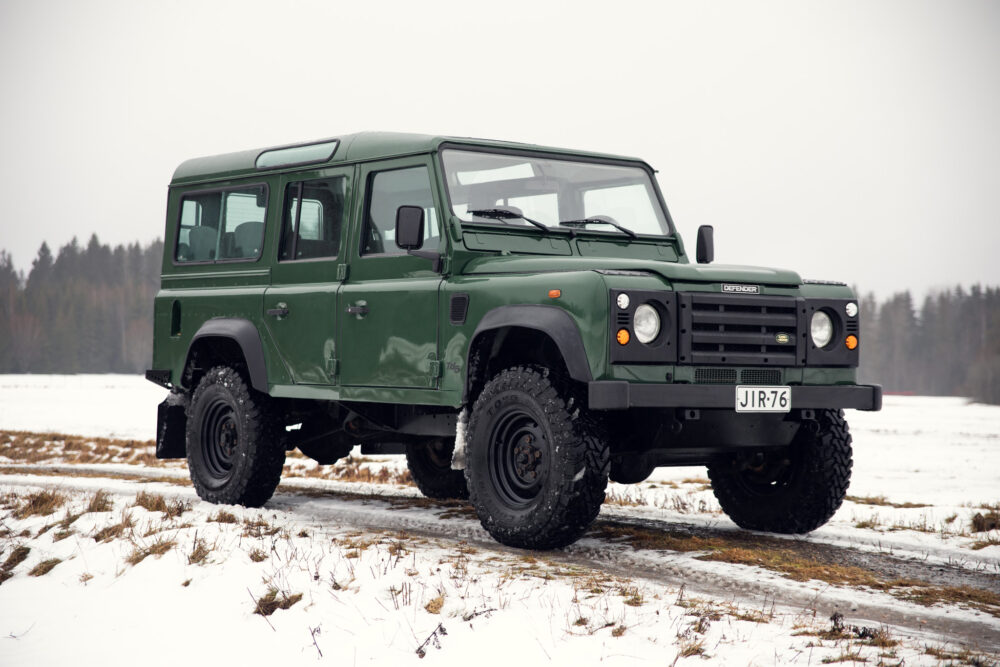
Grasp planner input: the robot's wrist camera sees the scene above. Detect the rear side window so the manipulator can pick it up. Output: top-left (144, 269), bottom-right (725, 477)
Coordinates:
top-left (175, 185), bottom-right (268, 263)
top-left (279, 176), bottom-right (346, 261)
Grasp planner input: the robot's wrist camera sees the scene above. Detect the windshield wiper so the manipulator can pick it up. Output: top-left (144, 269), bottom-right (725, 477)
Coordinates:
top-left (559, 216), bottom-right (637, 238)
top-left (466, 207), bottom-right (549, 231)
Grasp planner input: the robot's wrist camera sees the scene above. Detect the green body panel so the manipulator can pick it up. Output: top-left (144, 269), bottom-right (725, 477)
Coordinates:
top-left (152, 132), bottom-right (864, 411)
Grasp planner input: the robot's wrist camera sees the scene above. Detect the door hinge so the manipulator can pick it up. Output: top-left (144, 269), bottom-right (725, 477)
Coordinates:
top-left (326, 357), bottom-right (339, 378)
top-left (428, 360), bottom-right (441, 379)
top-left (337, 264), bottom-right (348, 281)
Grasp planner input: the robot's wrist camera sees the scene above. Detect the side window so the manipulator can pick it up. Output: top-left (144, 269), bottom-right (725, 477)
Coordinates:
top-left (175, 185), bottom-right (267, 263)
top-left (362, 166), bottom-right (439, 256)
top-left (279, 176), bottom-right (346, 261)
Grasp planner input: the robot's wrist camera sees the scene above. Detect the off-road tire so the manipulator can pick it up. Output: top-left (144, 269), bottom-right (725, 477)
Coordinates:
top-left (185, 366), bottom-right (285, 507)
top-left (406, 438), bottom-right (469, 500)
top-left (707, 409), bottom-right (852, 534)
top-left (465, 366), bottom-right (610, 549)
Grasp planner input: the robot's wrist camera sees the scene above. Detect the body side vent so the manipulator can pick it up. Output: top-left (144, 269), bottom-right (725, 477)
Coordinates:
top-left (450, 293), bottom-right (470, 325)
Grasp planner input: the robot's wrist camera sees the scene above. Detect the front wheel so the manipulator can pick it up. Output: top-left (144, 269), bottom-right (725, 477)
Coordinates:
top-left (465, 366), bottom-right (609, 549)
top-left (185, 366), bottom-right (285, 507)
top-left (707, 409), bottom-right (853, 534)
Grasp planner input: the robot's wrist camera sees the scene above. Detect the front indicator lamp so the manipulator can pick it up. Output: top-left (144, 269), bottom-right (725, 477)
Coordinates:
top-left (810, 311), bottom-right (834, 348)
top-left (633, 304), bottom-right (660, 344)
top-left (845, 335), bottom-right (858, 350)
top-left (616, 329), bottom-right (630, 345)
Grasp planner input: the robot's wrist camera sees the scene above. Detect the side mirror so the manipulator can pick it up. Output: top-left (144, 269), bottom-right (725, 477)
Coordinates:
top-left (395, 205), bottom-right (425, 250)
top-left (696, 225), bottom-right (714, 264)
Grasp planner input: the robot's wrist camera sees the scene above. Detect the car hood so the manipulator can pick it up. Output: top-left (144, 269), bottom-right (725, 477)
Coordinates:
top-left (460, 255), bottom-right (802, 287)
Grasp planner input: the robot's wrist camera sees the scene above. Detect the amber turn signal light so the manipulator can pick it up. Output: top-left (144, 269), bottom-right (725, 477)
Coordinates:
top-left (845, 335), bottom-right (858, 350)
top-left (548, 289), bottom-right (561, 299)
top-left (616, 329), bottom-right (630, 345)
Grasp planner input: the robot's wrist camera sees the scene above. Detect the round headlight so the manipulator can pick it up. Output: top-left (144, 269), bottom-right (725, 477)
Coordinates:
top-left (616, 293), bottom-right (630, 309)
top-left (810, 311), bottom-right (834, 348)
top-left (633, 304), bottom-right (660, 344)
top-left (845, 302), bottom-right (858, 318)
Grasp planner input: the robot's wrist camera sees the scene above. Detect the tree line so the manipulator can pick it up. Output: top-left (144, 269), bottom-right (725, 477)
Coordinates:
top-left (0, 236), bottom-right (162, 373)
top-left (858, 285), bottom-right (1000, 404)
top-left (0, 236), bottom-right (998, 403)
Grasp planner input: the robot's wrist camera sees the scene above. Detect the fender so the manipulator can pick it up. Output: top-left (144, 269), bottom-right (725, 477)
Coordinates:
top-left (468, 305), bottom-right (593, 390)
top-left (187, 318), bottom-right (269, 393)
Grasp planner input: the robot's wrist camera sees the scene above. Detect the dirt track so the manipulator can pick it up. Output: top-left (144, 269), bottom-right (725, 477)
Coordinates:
top-left (3, 464), bottom-right (999, 651)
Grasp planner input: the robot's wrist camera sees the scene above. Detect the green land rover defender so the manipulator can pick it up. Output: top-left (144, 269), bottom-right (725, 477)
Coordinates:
top-left (147, 132), bottom-right (881, 549)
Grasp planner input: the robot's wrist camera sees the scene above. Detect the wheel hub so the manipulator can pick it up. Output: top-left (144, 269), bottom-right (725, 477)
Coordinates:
top-left (487, 407), bottom-right (548, 508)
top-left (513, 435), bottom-right (542, 482)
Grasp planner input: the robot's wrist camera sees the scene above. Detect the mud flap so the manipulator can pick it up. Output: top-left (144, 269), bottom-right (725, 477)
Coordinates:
top-left (156, 392), bottom-right (188, 459)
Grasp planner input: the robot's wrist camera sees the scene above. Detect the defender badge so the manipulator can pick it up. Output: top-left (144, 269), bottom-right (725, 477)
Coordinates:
top-left (775, 332), bottom-right (791, 344)
top-left (722, 283), bottom-right (760, 294)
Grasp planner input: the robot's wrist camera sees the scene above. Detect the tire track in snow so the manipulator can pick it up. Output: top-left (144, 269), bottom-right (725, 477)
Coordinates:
top-left (2, 465), bottom-right (999, 651)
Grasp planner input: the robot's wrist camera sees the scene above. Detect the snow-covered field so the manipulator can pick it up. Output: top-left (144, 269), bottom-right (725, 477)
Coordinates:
top-left (1, 375), bottom-right (998, 665)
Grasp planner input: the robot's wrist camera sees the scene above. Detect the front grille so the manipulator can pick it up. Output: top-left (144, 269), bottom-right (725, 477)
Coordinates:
top-left (740, 369), bottom-right (781, 385)
top-left (695, 368), bottom-right (737, 384)
top-left (679, 292), bottom-right (800, 366)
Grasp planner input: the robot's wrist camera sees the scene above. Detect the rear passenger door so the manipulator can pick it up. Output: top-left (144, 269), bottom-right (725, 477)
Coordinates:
top-left (263, 166), bottom-right (353, 385)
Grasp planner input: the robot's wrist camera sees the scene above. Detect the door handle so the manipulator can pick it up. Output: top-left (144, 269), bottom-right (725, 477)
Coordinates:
top-left (346, 305), bottom-right (369, 316)
top-left (266, 306), bottom-right (290, 318)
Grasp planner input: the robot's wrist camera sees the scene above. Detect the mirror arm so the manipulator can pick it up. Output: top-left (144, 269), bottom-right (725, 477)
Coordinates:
top-left (407, 249), bottom-right (442, 272)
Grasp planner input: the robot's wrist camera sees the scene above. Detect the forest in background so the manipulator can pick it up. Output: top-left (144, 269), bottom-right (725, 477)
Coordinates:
top-left (1, 236), bottom-right (999, 404)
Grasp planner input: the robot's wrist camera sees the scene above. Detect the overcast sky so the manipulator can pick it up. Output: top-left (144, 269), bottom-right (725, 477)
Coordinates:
top-left (1, 0), bottom-right (997, 299)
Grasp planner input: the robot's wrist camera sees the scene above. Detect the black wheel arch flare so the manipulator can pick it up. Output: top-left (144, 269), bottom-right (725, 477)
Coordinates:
top-left (185, 318), bottom-right (270, 394)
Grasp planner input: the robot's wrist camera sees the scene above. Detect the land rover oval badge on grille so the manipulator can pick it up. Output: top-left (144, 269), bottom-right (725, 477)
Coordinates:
top-left (775, 332), bottom-right (792, 344)
top-left (721, 283), bottom-right (760, 294)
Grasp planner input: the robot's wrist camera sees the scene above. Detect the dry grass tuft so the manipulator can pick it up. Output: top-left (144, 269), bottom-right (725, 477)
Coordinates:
top-left (248, 548), bottom-right (268, 563)
top-left (86, 490), bottom-right (114, 513)
top-left (133, 491), bottom-right (188, 519)
top-left (677, 637), bottom-right (705, 657)
top-left (93, 511), bottom-right (135, 542)
top-left (611, 625), bottom-right (627, 638)
top-left (126, 537), bottom-right (176, 565)
top-left (208, 509), bottom-right (239, 524)
top-left (923, 645), bottom-right (996, 666)
top-left (242, 516), bottom-right (278, 538)
top-left (424, 595), bottom-right (444, 614)
top-left (820, 652), bottom-right (866, 664)
top-left (13, 489), bottom-right (66, 519)
top-left (897, 584), bottom-right (1000, 617)
top-left (188, 538), bottom-right (211, 565)
top-left (1, 545), bottom-right (31, 582)
top-left (28, 558), bottom-right (61, 576)
top-left (846, 494), bottom-right (929, 509)
top-left (0, 430), bottom-right (161, 467)
top-left (253, 588), bottom-right (303, 616)
top-left (970, 536), bottom-right (1000, 550)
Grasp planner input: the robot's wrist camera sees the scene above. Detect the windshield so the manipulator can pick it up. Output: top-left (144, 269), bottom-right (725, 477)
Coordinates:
top-left (441, 149), bottom-right (671, 236)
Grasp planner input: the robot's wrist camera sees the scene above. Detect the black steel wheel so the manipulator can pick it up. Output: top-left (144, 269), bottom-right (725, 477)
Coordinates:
top-left (465, 366), bottom-right (609, 550)
top-left (707, 409), bottom-right (853, 534)
top-left (185, 366), bottom-right (285, 507)
top-left (406, 438), bottom-right (468, 500)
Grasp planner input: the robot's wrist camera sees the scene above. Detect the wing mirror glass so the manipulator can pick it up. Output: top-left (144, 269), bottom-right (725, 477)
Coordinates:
top-left (696, 225), bottom-right (714, 264)
top-left (395, 205), bottom-right (425, 250)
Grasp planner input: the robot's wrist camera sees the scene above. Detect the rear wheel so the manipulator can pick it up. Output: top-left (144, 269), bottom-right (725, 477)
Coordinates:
top-left (707, 409), bottom-right (852, 534)
top-left (185, 366), bottom-right (285, 507)
top-left (465, 366), bottom-right (609, 549)
top-left (405, 438), bottom-right (468, 500)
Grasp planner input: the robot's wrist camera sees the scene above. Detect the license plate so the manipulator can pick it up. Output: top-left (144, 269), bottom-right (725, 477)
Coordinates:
top-left (735, 385), bottom-right (791, 413)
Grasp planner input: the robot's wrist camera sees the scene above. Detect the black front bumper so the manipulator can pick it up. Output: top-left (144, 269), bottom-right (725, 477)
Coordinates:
top-left (588, 382), bottom-right (882, 412)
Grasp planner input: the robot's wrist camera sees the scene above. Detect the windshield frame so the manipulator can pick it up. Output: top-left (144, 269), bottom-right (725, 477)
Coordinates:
top-left (436, 143), bottom-right (676, 239)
